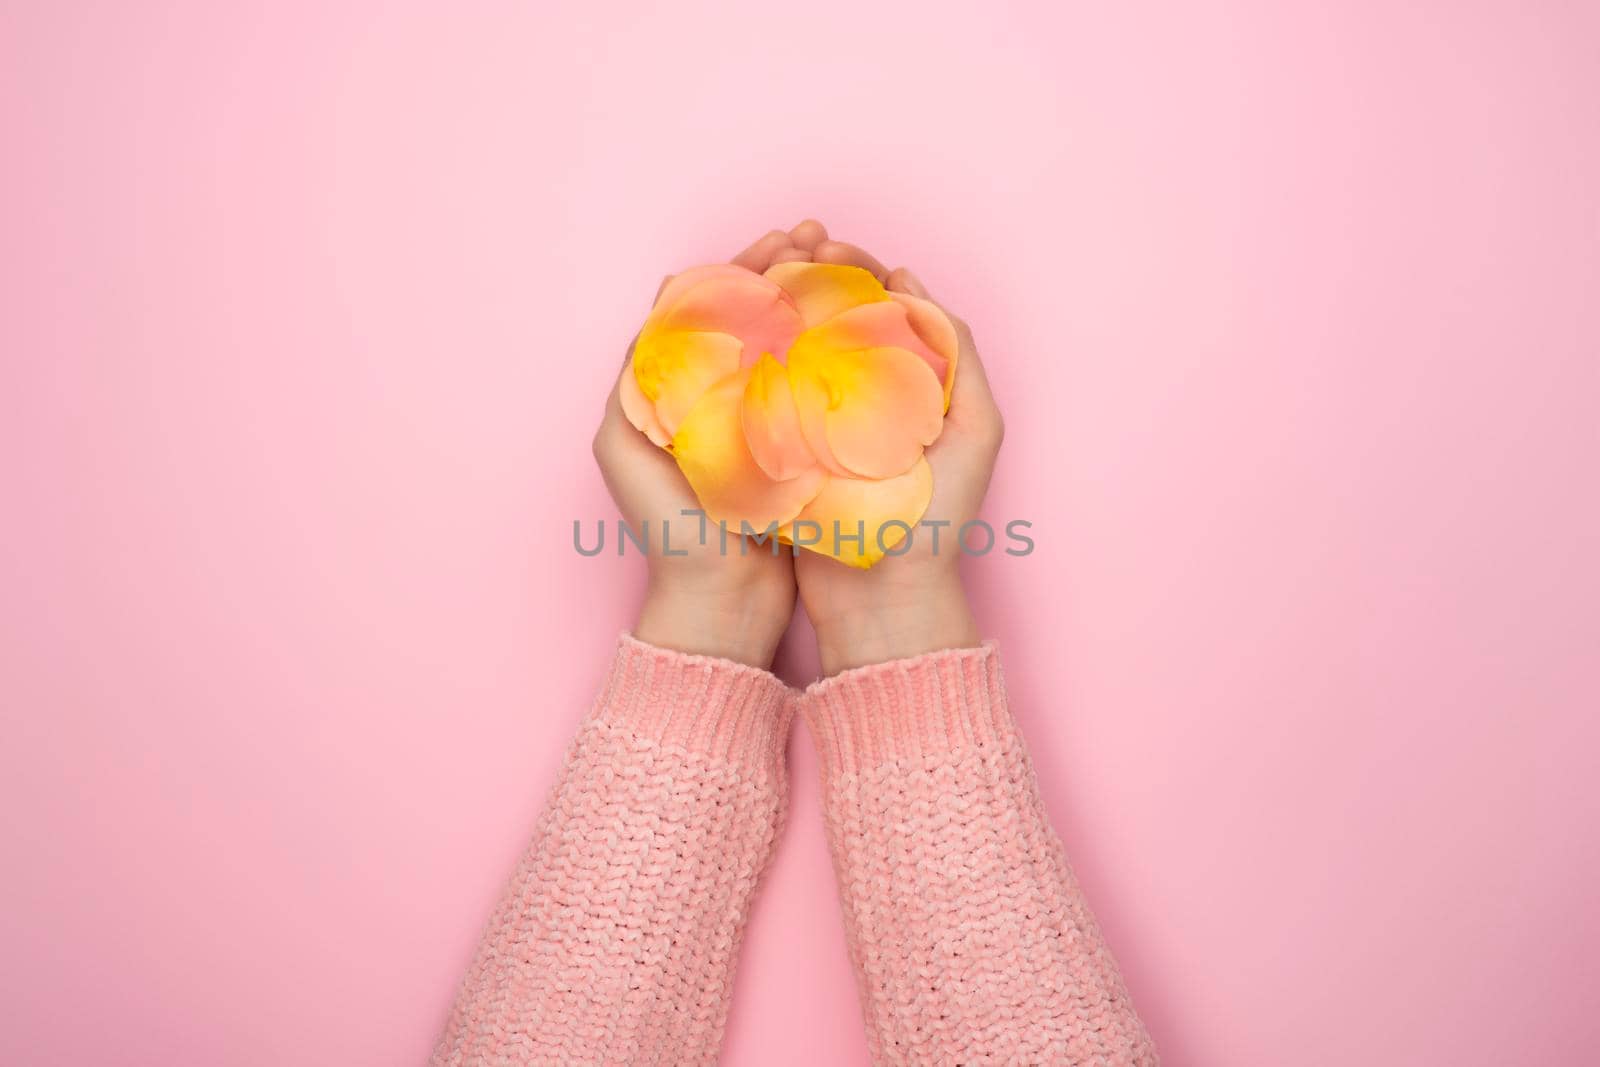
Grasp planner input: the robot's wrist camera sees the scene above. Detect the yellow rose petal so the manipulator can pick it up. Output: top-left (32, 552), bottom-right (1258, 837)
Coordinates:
top-left (673, 369), bottom-right (826, 530)
top-left (764, 262), bottom-right (889, 328)
top-left (633, 329), bottom-right (743, 436)
top-left (620, 358), bottom-right (670, 445)
top-left (793, 457), bottom-right (933, 569)
top-left (741, 353), bottom-right (816, 481)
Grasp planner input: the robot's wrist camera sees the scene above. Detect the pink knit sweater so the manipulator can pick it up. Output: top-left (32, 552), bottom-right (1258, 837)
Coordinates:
top-left (431, 635), bottom-right (1155, 1066)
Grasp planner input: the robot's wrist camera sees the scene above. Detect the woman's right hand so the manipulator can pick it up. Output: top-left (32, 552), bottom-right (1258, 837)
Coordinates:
top-left (791, 238), bottom-right (1006, 676)
top-left (591, 225), bottom-right (833, 668)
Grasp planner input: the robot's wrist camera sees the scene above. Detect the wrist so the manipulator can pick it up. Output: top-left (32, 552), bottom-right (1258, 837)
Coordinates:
top-left (807, 570), bottom-right (981, 676)
top-left (633, 575), bottom-right (793, 669)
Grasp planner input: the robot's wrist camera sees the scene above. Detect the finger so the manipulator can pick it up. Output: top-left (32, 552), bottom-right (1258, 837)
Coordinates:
top-left (788, 218), bottom-right (828, 252)
top-left (594, 406), bottom-right (680, 518)
top-left (770, 247), bottom-right (812, 264)
top-left (731, 229), bottom-right (793, 273)
top-left (884, 267), bottom-right (991, 416)
top-left (944, 312), bottom-right (999, 434)
top-left (886, 266), bottom-right (931, 299)
top-left (597, 352), bottom-right (680, 477)
top-left (813, 240), bottom-right (889, 282)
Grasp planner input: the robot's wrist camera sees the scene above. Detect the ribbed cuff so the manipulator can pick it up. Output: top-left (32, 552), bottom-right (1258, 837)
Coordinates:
top-left (801, 641), bottom-right (1014, 779)
top-left (594, 633), bottom-right (794, 779)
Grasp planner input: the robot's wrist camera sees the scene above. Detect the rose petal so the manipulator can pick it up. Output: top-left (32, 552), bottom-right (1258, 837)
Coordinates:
top-left (763, 262), bottom-right (889, 328)
top-left (741, 353), bottom-right (816, 481)
top-left (787, 340), bottom-right (944, 480)
top-left (655, 267), bottom-right (802, 365)
top-left (672, 369), bottom-right (826, 530)
top-left (631, 329), bottom-right (744, 436)
top-left (787, 362), bottom-right (849, 476)
top-left (889, 291), bottom-right (960, 409)
top-left (797, 300), bottom-right (946, 382)
top-left (794, 457), bottom-right (933, 569)
top-left (653, 264), bottom-right (758, 311)
top-left (620, 359), bottom-right (670, 446)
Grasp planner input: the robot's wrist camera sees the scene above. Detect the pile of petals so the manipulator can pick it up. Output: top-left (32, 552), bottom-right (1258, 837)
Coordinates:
top-left (621, 262), bottom-right (959, 568)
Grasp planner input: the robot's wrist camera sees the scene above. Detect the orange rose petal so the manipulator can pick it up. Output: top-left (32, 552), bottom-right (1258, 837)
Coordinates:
top-left (787, 360), bottom-right (850, 476)
top-left (653, 264), bottom-right (759, 311)
top-left (888, 291), bottom-right (959, 408)
top-left (741, 353), bottom-right (816, 481)
top-left (764, 262), bottom-right (889, 328)
top-left (672, 369), bottom-right (826, 530)
top-left (799, 300), bottom-right (946, 379)
top-left (824, 347), bottom-right (944, 478)
top-left (620, 358), bottom-right (670, 445)
top-left (656, 269), bottom-right (802, 365)
top-left (794, 457), bottom-right (933, 569)
top-left (788, 341), bottom-right (944, 480)
top-left (634, 329), bottom-right (743, 436)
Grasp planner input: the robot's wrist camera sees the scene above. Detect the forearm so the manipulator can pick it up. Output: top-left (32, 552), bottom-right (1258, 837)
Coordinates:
top-left (801, 645), bottom-right (1156, 1065)
top-left (432, 635), bottom-right (793, 1066)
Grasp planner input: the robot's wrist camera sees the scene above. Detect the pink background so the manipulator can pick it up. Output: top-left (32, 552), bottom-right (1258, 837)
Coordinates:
top-left (3, 2), bottom-right (1597, 1064)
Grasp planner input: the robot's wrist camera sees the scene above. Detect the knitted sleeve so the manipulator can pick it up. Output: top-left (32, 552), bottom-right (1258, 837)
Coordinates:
top-left (801, 644), bottom-right (1157, 1066)
top-left (431, 633), bottom-right (794, 1067)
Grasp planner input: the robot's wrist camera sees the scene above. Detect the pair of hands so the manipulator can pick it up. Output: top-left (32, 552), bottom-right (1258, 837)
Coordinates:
top-left (592, 220), bottom-right (1004, 675)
